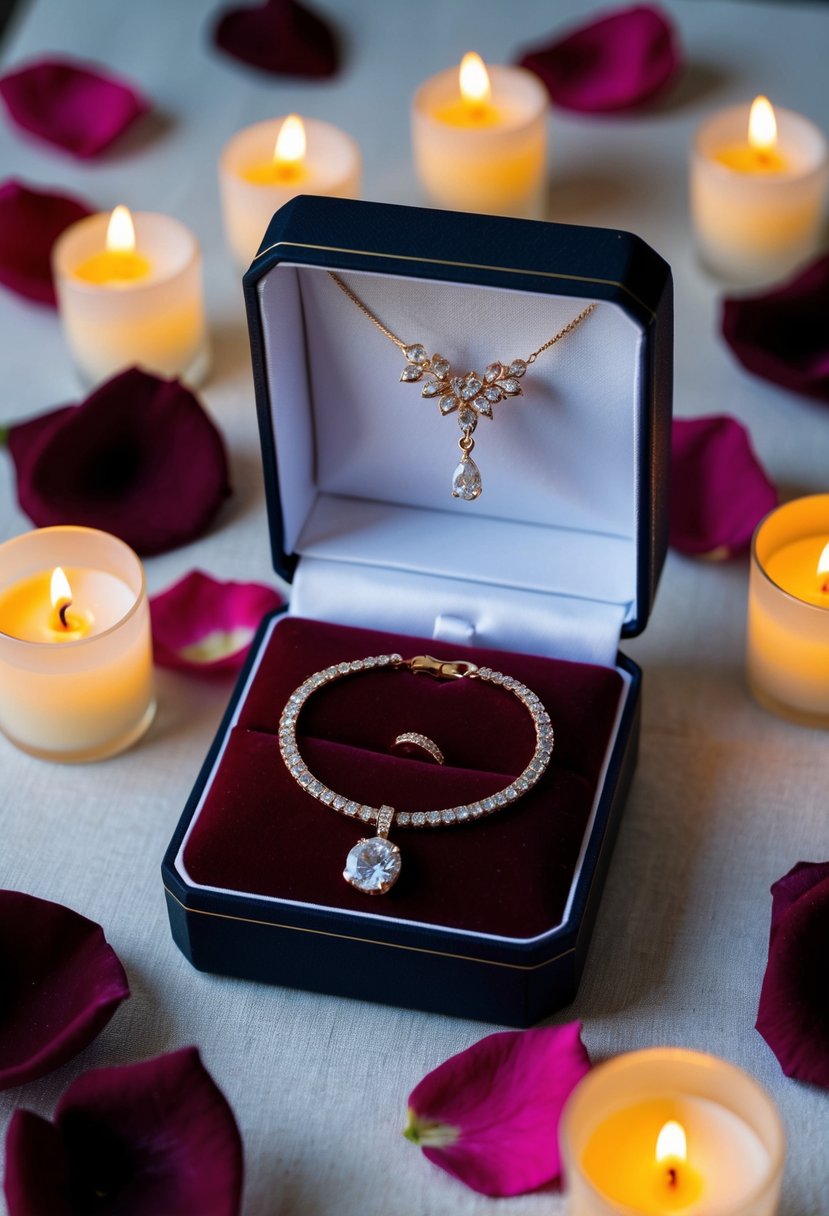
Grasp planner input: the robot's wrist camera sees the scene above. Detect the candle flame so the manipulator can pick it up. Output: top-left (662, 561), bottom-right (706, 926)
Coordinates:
top-left (656, 1120), bottom-right (687, 1165)
top-left (748, 96), bottom-right (778, 153)
top-left (274, 114), bottom-right (306, 166)
top-left (50, 567), bottom-right (72, 610)
top-left (459, 51), bottom-right (491, 106)
top-left (817, 541), bottom-right (829, 588)
top-left (106, 204), bottom-right (136, 254)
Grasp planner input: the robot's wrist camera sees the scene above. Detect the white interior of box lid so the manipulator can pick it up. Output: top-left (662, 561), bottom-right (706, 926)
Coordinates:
top-left (258, 263), bottom-right (645, 667)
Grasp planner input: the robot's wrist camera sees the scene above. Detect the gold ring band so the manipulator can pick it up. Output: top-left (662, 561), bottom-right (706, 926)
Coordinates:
top-left (392, 732), bottom-right (445, 765)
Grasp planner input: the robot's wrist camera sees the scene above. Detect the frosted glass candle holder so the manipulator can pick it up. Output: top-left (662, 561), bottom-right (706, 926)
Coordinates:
top-left (691, 104), bottom-right (829, 285)
top-left (53, 211), bottom-right (210, 387)
top-left (748, 494), bottom-right (829, 726)
top-left (560, 1048), bottom-right (785, 1216)
top-left (0, 527), bottom-right (155, 763)
top-left (412, 64), bottom-right (548, 219)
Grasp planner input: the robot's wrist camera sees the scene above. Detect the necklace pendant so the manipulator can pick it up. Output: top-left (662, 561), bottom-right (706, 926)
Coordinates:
top-left (452, 453), bottom-right (482, 501)
top-left (342, 806), bottom-right (401, 895)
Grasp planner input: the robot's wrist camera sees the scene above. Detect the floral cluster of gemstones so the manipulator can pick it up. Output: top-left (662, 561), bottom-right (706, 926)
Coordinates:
top-left (399, 346), bottom-right (527, 433)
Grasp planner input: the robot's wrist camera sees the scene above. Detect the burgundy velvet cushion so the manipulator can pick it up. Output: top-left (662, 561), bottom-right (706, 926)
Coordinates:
top-left (183, 618), bottom-right (624, 938)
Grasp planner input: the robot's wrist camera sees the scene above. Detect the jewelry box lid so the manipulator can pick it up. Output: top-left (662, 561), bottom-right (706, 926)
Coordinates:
top-left (243, 196), bottom-right (672, 643)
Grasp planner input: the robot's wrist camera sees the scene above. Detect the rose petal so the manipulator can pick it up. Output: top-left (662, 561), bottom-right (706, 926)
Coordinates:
top-left (722, 255), bottom-right (829, 403)
top-left (0, 57), bottom-right (149, 158)
top-left (756, 861), bottom-right (829, 1089)
top-left (670, 416), bottom-right (777, 557)
top-left (405, 1022), bottom-right (590, 1197)
top-left (0, 891), bottom-right (129, 1091)
top-left (150, 570), bottom-right (283, 676)
top-left (0, 180), bottom-right (92, 306)
top-left (517, 4), bottom-right (682, 113)
top-left (4, 1047), bottom-right (243, 1216)
top-left (213, 0), bottom-right (340, 78)
top-left (5, 367), bottom-right (231, 556)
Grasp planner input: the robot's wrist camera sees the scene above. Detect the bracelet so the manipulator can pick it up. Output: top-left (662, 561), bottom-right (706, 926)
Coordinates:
top-left (278, 653), bottom-right (554, 895)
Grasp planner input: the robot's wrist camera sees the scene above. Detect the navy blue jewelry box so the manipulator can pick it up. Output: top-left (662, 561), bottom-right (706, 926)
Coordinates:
top-left (162, 197), bottom-right (672, 1026)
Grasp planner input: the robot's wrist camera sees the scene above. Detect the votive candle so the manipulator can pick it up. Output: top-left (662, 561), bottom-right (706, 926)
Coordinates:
top-left (691, 97), bottom-right (829, 285)
top-left (747, 494), bottom-right (829, 726)
top-left (52, 207), bottom-right (210, 387)
top-left (560, 1048), bottom-right (785, 1216)
top-left (412, 53), bottom-right (548, 218)
top-left (0, 527), bottom-right (155, 763)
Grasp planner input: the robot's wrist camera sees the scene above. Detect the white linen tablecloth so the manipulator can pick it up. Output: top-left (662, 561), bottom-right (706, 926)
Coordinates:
top-left (1, 1), bottom-right (828, 1212)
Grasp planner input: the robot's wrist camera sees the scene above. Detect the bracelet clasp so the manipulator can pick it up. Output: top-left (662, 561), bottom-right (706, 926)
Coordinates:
top-left (406, 655), bottom-right (478, 680)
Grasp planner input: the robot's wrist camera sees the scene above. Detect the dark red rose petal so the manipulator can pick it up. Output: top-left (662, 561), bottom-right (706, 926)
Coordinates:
top-left (0, 891), bottom-right (129, 1091)
top-left (5, 1048), bottom-right (244, 1216)
top-left (0, 180), bottom-right (92, 306)
top-left (517, 4), bottom-right (682, 113)
top-left (151, 570), bottom-right (283, 676)
top-left (757, 861), bottom-right (829, 1089)
top-left (670, 416), bottom-right (777, 557)
top-left (6, 367), bottom-right (232, 557)
top-left (0, 57), bottom-right (149, 158)
top-left (722, 255), bottom-right (829, 403)
top-left (213, 0), bottom-right (340, 78)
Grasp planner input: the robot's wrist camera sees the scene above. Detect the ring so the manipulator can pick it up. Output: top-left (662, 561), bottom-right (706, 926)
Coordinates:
top-left (392, 732), bottom-right (445, 765)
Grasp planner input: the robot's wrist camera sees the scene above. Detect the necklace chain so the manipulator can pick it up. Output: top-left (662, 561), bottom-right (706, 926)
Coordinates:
top-left (328, 271), bottom-right (596, 365)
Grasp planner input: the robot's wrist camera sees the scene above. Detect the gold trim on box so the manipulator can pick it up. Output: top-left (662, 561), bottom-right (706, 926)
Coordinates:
top-left (164, 885), bottom-right (573, 972)
top-left (251, 240), bottom-right (656, 319)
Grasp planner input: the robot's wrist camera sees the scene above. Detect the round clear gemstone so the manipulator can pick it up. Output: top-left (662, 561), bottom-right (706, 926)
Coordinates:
top-left (412, 812), bottom-right (426, 827)
top-left (343, 837), bottom-right (402, 894)
top-left (405, 344), bottom-right (428, 364)
top-left (396, 812), bottom-right (411, 826)
top-left (484, 362), bottom-right (503, 382)
top-left (509, 359), bottom-right (527, 378)
top-left (426, 810), bottom-right (441, 825)
top-left (441, 809), bottom-right (456, 823)
top-left (359, 807), bottom-right (374, 822)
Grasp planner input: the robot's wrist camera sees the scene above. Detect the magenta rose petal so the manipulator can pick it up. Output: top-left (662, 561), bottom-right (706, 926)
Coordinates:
top-left (722, 255), bottom-right (829, 403)
top-left (0, 180), bottom-right (92, 306)
top-left (213, 0), bottom-right (340, 78)
top-left (151, 570), bottom-right (283, 676)
top-left (5, 367), bottom-right (232, 556)
top-left (404, 1022), bottom-right (590, 1197)
top-left (757, 861), bottom-right (829, 1089)
top-left (670, 415), bottom-right (777, 557)
top-left (4, 1047), bottom-right (244, 1216)
top-left (517, 4), bottom-right (682, 113)
top-left (0, 57), bottom-right (149, 158)
top-left (0, 891), bottom-right (129, 1091)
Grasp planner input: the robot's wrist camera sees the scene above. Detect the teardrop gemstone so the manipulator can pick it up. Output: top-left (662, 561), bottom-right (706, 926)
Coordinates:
top-left (452, 456), bottom-right (482, 500)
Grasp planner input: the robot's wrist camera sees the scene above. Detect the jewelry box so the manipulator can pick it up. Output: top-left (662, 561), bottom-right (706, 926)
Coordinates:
top-left (162, 197), bottom-right (672, 1026)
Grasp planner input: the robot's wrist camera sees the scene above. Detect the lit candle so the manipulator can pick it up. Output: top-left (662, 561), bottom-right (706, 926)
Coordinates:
top-left (747, 494), bottom-right (829, 725)
top-left (0, 527), bottom-right (155, 763)
top-left (219, 114), bottom-right (362, 267)
top-left (411, 52), bottom-right (548, 218)
top-left (52, 206), bottom-right (210, 387)
top-left (560, 1049), bottom-right (785, 1216)
top-left (691, 96), bottom-right (829, 284)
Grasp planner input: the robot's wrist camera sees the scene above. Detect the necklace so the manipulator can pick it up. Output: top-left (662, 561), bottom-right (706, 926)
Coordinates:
top-left (329, 271), bottom-right (596, 501)
top-left (279, 651), bottom-right (554, 895)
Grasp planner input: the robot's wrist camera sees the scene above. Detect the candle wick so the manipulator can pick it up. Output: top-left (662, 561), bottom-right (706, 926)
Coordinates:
top-left (58, 600), bottom-right (72, 629)
top-left (667, 1166), bottom-right (678, 1189)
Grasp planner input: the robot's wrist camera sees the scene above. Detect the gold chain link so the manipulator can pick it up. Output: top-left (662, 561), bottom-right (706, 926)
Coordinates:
top-left (328, 271), bottom-right (596, 363)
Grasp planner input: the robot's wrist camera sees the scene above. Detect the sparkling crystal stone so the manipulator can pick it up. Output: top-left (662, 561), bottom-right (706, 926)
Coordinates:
top-left (501, 378), bottom-right (521, 395)
top-left (509, 359), bottom-right (527, 377)
top-left (484, 362), bottom-right (503, 382)
top-left (432, 356), bottom-right (450, 378)
top-left (484, 385), bottom-right (502, 404)
top-left (405, 344), bottom-right (428, 364)
top-left (343, 837), bottom-right (401, 894)
top-left (450, 376), bottom-right (464, 395)
top-left (461, 376), bottom-right (483, 400)
top-left (458, 405), bottom-right (477, 431)
top-left (439, 395), bottom-right (458, 415)
top-left (427, 811), bottom-right (441, 825)
top-left (441, 810), bottom-right (456, 823)
top-left (412, 813), bottom-right (426, 827)
top-left (474, 397), bottom-right (493, 418)
top-left (452, 456), bottom-right (482, 501)
top-left (400, 364), bottom-right (423, 382)
top-left (421, 381), bottom-right (439, 398)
